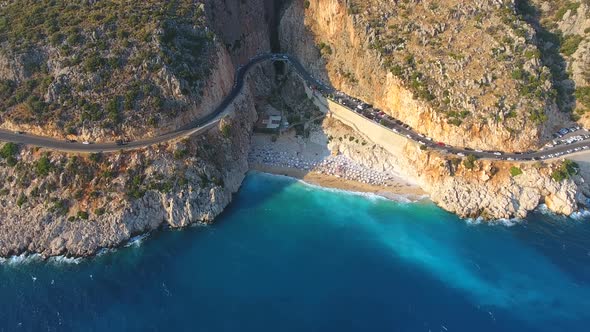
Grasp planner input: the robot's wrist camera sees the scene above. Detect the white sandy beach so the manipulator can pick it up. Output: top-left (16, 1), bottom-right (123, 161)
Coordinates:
top-left (248, 128), bottom-right (426, 200)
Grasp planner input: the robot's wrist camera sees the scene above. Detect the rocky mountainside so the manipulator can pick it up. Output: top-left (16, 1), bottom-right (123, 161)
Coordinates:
top-left (0, 95), bottom-right (257, 257)
top-left (525, 0), bottom-right (590, 125)
top-left (0, 0), bottom-right (278, 257)
top-left (280, 0), bottom-right (579, 152)
top-left (278, 0), bottom-right (590, 218)
top-left (0, 0), bottom-right (232, 141)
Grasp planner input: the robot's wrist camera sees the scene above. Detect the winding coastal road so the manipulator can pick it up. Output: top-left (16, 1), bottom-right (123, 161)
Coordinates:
top-left (1, 53), bottom-right (589, 161)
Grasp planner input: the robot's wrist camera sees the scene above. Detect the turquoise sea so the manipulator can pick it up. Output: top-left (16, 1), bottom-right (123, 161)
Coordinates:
top-left (1, 171), bottom-right (590, 331)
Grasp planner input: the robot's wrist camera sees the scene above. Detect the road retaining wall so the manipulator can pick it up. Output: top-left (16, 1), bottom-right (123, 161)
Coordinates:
top-left (304, 85), bottom-right (411, 156)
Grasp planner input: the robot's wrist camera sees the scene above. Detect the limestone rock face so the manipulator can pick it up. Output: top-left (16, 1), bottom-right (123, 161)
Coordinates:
top-left (277, 0), bottom-right (588, 219)
top-left (280, 0), bottom-right (571, 152)
top-left (322, 117), bottom-right (579, 219)
top-left (0, 88), bottom-right (258, 257)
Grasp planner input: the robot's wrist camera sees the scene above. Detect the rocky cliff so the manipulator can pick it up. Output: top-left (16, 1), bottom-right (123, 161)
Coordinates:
top-left (323, 116), bottom-right (580, 219)
top-left (277, 0), bottom-right (588, 218)
top-left (0, 88), bottom-right (257, 257)
top-left (280, 0), bottom-right (574, 152)
top-left (0, 0), bottom-right (277, 257)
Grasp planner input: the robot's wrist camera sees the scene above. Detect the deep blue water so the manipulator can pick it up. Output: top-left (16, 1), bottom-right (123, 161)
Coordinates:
top-left (1, 172), bottom-right (590, 331)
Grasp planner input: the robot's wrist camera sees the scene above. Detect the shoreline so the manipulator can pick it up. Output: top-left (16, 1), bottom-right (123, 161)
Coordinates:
top-left (0, 169), bottom-right (426, 262)
top-left (250, 163), bottom-right (427, 202)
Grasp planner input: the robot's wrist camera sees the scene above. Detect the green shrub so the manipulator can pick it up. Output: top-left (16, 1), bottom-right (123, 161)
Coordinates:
top-left (576, 87), bottom-right (590, 108)
top-left (463, 154), bottom-right (478, 170)
top-left (551, 160), bottom-right (578, 182)
top-left (221, 122), bottom-right (232, 138)
top-left (174, 148), bottom-right (188, 160)
top-left (35, 153), bottom-right (53, 176)
top-left (89, 152), bottom-right (102, 163)
top-left (94, 207), bottom-right (106, 216)
top-left (560, 35), bottom-right (583, 56)
top-left (50, 199), bottom-right (69, 216)
top-left (77, 211), bottom-right (89, 220)
top-left (83, 53), bottom-right (104, 73)
top-left (509, 166), bottom-right (523, 177)
top-left (16, 193), bottom-right (27, 207)
top-left (0, 142), bottom-right (18, 159)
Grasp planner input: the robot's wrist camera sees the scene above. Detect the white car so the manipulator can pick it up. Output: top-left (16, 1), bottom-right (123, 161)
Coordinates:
top-left (493, 152), bottom-right (502, 156)
top-left (457, 152), bottom-right (465, 157)
top-left (475, 149), bottom-right (483, 153)
top-left (82, 141), bottom-right (90, 145)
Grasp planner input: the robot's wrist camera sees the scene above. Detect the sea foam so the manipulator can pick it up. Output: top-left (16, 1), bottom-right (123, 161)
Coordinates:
top-left (0, 253), bottom-right (43, 266)
top-left (125, 233), bottom-right (150, 248)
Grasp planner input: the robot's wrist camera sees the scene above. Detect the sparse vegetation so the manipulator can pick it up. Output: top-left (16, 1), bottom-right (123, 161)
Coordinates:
top-left (35, 153), bottom-right (53, 176)
top-left (463, 155), bottom-right (478, 170)
top-left (0, 0), bottom-right (214, 136)
top-left (342, 0), bottom-right (558, 130)
top-left (221, 122), bottom-right (232, 139)
top-left (0, 142), bottom-right (19, 166)
top-left (509, 166), bottom-right (523, 177)
top-left (560, 34), bottom-right (583, 56)
top-left (551, 160), bottom-right (578, 182)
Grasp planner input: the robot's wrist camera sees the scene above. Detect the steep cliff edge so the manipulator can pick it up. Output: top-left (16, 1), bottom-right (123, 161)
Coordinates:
top-left (280, 0), bottom-right (572, 152)
top-left (0, 89), bottom-right (257, 257)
